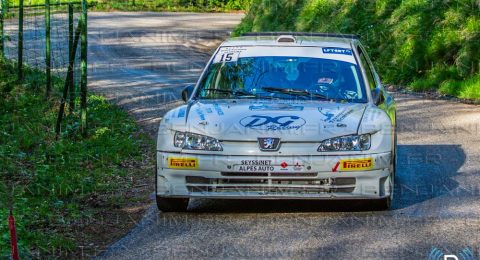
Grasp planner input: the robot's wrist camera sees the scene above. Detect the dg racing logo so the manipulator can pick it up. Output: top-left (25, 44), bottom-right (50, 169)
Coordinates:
top-left (240, 115), bottom-right (306, 131)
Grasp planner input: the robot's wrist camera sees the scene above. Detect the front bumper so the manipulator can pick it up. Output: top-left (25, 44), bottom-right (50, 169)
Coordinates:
top-left (156, 152), bottom-right (392, 200)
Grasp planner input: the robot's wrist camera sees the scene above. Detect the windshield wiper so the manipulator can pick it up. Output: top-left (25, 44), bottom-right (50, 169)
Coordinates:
top-left (202, 88), bottom-right (257, 98)
top-left (261, 86), bottom-right (332, 100)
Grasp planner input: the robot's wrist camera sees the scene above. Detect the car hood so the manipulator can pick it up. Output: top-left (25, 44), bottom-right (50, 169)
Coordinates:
top-left (164, 100), bottom-right (368, 142)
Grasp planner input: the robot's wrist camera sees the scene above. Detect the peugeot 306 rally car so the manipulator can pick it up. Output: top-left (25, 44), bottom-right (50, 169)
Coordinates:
top-left (156, 32), bottom-right (397, 211)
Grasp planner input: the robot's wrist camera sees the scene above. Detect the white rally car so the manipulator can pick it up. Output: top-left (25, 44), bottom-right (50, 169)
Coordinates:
top-left (156, 33), bottom-right (397, 211)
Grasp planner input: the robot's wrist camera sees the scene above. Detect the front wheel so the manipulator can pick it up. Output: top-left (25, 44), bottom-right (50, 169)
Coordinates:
top-left (377, 196), bottom-right (392, 210)
top-left (156, 196), bottom-right (189, 212)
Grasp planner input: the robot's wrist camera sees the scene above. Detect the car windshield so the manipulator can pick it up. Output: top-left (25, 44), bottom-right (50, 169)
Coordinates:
top-left (197, 55), bottom-right (368, 102)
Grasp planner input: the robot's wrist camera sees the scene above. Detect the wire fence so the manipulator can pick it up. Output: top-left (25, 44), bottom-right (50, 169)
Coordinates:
top-left (0, 0), bottom-right (88, 137)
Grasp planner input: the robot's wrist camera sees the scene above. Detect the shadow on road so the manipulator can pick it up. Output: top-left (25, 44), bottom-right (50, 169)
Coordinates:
top-left (186, 144), bottom-right (465, 213)
top-left (394, 144), bottom-right (465, 209)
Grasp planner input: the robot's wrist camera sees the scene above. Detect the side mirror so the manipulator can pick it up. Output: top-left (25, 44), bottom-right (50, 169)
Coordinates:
top-left (371, 88), bottom-right (385, 106)
top-left (181, 85), bottom-right (194, 102)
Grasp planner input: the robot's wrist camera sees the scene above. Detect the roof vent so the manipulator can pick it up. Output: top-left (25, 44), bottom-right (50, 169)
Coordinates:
top-left (276, 35), bottom-right (296, 43)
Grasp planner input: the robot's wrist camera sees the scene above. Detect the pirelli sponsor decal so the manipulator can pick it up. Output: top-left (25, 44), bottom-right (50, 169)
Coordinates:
top-left (340, 158), bottom-right (374, 171)
top-left (168, 158), bottom-right (198, 169)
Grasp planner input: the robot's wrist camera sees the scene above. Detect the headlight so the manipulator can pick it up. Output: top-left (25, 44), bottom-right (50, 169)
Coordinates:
top-left (318, 134), bottom-right (371, 152)
top-left (174, 132), bottom-right (223, 151)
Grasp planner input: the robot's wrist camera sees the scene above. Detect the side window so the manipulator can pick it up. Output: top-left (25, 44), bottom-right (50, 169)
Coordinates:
top-left (358, 49), bottom-right (377, 90)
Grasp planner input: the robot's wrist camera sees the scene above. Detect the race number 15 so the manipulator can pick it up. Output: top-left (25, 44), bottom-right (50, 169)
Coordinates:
top-left (220, 53), bottom-right (234, 62)
top-left (214, 52), bottom-right (239, 63)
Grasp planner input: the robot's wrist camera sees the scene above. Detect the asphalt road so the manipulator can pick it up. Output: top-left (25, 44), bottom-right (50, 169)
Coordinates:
top-left (64, 12), bottom-right (480, 259)
top-left (88, 12), bottom-right (244, 136)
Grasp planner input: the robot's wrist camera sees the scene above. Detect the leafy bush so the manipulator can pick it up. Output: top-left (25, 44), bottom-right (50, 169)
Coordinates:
top-left (234, 0), bottom-right (480, 99)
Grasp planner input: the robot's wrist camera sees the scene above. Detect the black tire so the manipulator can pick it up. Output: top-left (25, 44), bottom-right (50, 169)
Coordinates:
top-left (156, 196), bottom-right (189, 212)
top-left (378, 196), bottom-right (392, 210)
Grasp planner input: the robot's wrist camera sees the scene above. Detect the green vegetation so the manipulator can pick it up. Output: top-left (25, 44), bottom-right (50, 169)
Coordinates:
top-left (0, 60), bottom-right (153, 258)
top-left (90, 0), bottom-right (250, 12)
top-left (234, 0), bottom-right (480, 99)
top-left (5, 0), bottom-right (250, 12)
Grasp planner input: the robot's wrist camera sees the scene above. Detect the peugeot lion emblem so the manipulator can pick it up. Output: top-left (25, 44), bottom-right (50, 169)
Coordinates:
top-left (258, 137), bottom-right (281, 151)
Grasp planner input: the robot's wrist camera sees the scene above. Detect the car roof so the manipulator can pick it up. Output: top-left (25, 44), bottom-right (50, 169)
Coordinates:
top-left (220, 33), bottom-right (358, 49)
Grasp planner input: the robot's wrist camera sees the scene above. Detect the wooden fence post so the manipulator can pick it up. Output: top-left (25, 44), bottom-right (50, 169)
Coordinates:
top-left (45, 0), bottom-right (52, 97)
top-left (68, 3), bottom-right (75, 111)
top-left (0, 0), bottom-right (5, 58)
top-left (55, 19), bottom-right (82, 139)
top-left (80, 0), bottom-right (88, 136)
top-left (17, 0), bottom-right (24, 81)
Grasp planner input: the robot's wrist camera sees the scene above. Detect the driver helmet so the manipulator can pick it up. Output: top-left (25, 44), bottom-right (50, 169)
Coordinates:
top-left (316, 70), bottom-right (340, 88)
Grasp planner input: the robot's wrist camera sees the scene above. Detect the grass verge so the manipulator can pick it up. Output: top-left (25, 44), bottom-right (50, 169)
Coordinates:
top-left (0, 59), bottom-right (155, 259)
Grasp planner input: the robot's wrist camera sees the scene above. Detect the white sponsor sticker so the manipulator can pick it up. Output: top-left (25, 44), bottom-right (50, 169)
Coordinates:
top-left (235, 165), bottom-right (276, 172)
top-left (213, 47), bottom-right (246, 64)
top-left (233, 161), bottom-right (305, 172)
top-left (212, 46), bottom-right (357, 65)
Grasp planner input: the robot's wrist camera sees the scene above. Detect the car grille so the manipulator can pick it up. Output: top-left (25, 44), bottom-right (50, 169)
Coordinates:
top-left (185, 176), bottom-right (355, 194)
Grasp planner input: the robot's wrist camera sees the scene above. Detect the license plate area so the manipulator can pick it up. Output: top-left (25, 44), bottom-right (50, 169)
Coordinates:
top-left (233, 160), bottom-right (309, 173)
